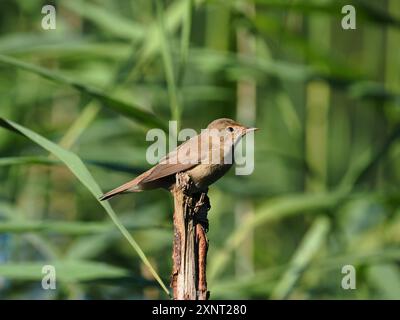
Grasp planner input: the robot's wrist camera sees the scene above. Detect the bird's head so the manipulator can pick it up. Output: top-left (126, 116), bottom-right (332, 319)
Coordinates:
top-left (207, 118), bottom-right (258, 143)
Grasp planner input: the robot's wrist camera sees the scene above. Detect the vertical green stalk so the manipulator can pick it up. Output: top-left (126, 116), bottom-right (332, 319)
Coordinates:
top-left (384, 0), bottom-right (400, 131)
top-left (205, 2), bottom-right (230, 51)
top-left (304, 3), bottom-right (332, 280)
top-left (270, 216), bottom-right (330, 299)
top-left (305, 1), bottom-right (331, 192)
top-left (235, 1), bottom-right (256, 279)
top-left (271, 9), bottom-right (332, 299)
top-left (156, 0), bottom-right (181, 132)
top-left (178, 0), bottom-right (192, 83)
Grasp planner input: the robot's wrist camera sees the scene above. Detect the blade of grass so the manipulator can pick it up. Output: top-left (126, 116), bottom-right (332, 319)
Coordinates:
top-left (270, 216), bottom-right (330, 299)
top-left (57, 103), bottom-right (100, 150)
top-left (211, 247), bottom-right (400, 297)
top-left (178, 0), bottom-right (192, 85)
top-left (0, 54), bottom-right (167, 130)
top-left (63, 0), bottom-right (145, 41)
top-left (65, 234), bottom-right (115, 260)
top-left (208, 191), bottom-right (344, 282)
top-left (56, 49), bottom-right (146, 151)
top-left (253, 0), bottom-right (400, 28)
top-left (156, 0), bottom-right (181, 130)
top-left (0, 156), bottom-right (147, 175)
top-left (128, 0), bottom-right (203, 89)
top-left (55, 1), bottom-right (159, 150)
top-left (367, 264), bottom-right (400, 299)
top-left (0, 220), bottom-right (165, 235)
top-left (0, 156), bottom-right (58, 166)
top-left (0, 117), bottom-right (170, 296)
top-left (0, 260), bottom-right (129, 282)
top-left (338, 124), bottom-right (400, 192)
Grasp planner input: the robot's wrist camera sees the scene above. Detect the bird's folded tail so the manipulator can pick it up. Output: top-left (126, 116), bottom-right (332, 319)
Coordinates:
top-left (99, 177), bottom-right (142, 201)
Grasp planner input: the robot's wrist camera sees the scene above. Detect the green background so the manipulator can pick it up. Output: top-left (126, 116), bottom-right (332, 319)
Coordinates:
top-left (0, 0), bottom-right (399, 299)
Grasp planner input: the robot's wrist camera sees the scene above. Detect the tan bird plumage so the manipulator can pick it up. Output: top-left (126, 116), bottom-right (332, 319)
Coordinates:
top-left (99, 118), bottom-right (257, 201)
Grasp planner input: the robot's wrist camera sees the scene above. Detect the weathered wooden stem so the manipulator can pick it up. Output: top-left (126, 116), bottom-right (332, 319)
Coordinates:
top-left (170, 172), bottom-right (210, 300)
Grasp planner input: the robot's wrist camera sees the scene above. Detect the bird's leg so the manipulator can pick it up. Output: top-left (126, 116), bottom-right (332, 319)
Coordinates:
top-left (176, 172), bottom-right (195, 194)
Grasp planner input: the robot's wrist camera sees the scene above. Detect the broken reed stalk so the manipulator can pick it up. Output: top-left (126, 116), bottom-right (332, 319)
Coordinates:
top-left (170, 172), bottom-right (210, 300)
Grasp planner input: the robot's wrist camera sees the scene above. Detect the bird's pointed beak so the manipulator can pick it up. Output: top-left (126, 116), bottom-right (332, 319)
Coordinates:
top-left (246, 127), bottom-right (259, 133)
top-left (240, 127), bottom-right (259, 136)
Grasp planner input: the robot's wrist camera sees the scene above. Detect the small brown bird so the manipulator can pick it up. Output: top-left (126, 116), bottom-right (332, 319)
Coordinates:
top-left (99, 118), bottom-right (257, 201)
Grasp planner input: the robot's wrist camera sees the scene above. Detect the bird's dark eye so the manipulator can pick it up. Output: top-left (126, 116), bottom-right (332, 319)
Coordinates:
top-left (227, 126), bottom-right (234, 132)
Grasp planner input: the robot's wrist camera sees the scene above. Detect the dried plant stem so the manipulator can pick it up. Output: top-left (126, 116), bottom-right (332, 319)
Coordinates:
top-left (170, 172), bottom-right (210, 300)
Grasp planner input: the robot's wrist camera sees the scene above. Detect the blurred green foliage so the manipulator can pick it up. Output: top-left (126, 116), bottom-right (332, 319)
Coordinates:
top-left (0, 0), bottom-right (399, 299)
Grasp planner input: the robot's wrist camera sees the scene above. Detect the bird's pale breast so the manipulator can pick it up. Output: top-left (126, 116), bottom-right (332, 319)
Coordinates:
top-left (186, 162), bottom-right (233, 190)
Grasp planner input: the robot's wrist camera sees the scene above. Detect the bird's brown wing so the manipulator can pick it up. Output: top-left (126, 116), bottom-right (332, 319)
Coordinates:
top-left (140, 134), bottom-right (202, 183)
top-left (142, 130), bottom-right (228, 183)
top-left (99, 135), bottom-right (203, 201)
top-left (98, 172), bottom-right (145, 200)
